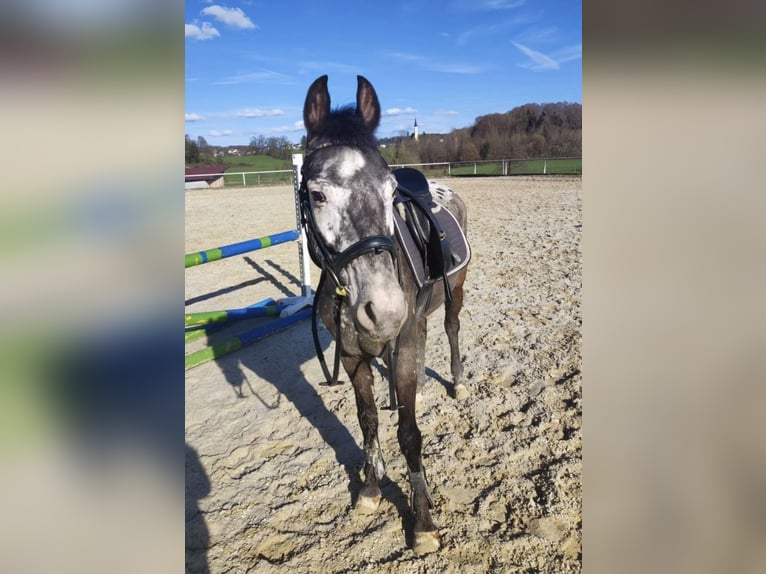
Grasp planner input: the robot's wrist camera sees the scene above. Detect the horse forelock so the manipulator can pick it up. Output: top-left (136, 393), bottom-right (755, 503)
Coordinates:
top-left (306, 106), bottom-right (377, 154)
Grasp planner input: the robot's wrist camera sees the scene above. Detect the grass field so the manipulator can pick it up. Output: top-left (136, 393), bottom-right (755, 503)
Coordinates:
top-left (204, 154), bottom-right (581, 187)
top-left (221, 155), bottom-right (293, 186)
top-left (221, 155), bottom-right (291, 170)
top-left (450, 158), bottom-right (582, 176)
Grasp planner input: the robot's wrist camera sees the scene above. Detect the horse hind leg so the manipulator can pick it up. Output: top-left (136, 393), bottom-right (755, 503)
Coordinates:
top-left (342, 356), bottom-right (384, 513)
top-left (444, 276), bottom-right (468, 399)
top-left (415, 315), bottom-right (427, 403)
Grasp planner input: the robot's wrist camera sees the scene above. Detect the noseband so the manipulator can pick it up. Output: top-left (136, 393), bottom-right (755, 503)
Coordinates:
top-left (298, 152), bottom-right (399, 385)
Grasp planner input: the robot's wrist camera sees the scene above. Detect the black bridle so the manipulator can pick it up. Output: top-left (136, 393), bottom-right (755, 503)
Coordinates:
top-left (298, 160), bottom-right (398, 387)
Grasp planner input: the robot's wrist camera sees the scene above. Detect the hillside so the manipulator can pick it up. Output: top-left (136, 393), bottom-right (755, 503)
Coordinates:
top-left (469, 102), bottom-right (582, 158)
top-left (380, 102), bottom-right (581, 165)
top-left (188, 102), bottom-right (582, 167)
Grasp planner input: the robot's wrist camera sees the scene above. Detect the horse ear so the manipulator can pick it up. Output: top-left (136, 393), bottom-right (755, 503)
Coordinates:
top-left (304, 75), bottom-right (330, 138)
top-left (356, 75), bottom-right (381, 132)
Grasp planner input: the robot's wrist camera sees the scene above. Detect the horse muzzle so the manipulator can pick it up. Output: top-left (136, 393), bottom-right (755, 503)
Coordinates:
top-left (334, 240), bottom-right (406, 342)
top-left (353, 284), bottom-right (407, 342)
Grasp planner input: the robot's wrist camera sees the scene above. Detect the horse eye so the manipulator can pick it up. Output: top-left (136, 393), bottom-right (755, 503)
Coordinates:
top-left (311, 191), bottom-right (326, 204)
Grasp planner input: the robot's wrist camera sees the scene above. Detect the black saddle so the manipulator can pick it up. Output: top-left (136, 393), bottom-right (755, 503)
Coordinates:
top-left (394, 166), bottom-right (433, 206)
top-left (392, 167), bottom-right (456, 305)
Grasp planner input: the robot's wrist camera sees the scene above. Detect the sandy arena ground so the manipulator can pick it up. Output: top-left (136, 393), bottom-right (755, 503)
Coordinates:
top-left (185, 176), bottom-right (582, 573)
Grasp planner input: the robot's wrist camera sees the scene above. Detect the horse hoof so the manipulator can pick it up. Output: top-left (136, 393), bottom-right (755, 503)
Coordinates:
top-left (355, 493), bottom-right (381, 514)
top-left (413, 530), bottom-right (440, 555)
top-left (454, 383), bottom-right (469, 400)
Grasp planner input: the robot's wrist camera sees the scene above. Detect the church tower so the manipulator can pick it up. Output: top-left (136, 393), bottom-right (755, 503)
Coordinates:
top-left (413, 117), bottom-right (419, 141)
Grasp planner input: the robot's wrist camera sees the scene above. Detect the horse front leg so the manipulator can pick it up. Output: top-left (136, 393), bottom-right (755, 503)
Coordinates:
top-left (341, 355), bottom-right (385, 513)
top-left (394, 332), bottom-right (440, 555)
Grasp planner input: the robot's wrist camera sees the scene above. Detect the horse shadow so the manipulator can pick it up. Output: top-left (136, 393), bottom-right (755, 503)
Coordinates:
top-left (242, 256), bottom-right (300, 299)
top-left (425, 367), bottom-right (455, 397)
top-left (186, 443), bottom-right (211, 574)
top-left (371, 359), bottom-right (455, 398)
top-left (195, 266), bottom-right (415, 545)
top-left (185, 277), bottom-right (266, 306)
top-left (184, 257), bottom-right (300, 308)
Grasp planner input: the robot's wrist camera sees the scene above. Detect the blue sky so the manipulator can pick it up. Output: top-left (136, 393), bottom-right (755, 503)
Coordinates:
top-left (185, 0), bottom-right (581, 147)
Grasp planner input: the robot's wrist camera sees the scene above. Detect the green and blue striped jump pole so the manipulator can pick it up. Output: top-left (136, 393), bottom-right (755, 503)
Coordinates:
top-left (184, 307), bottom-right (312, 370)
top-left (184, 298), bottom-right (277, 343)
top-left (185, 303), bottom-right (283, 328)
top-left (185, 229), bottom-right (300, 268)
top-left (184, 154), bottom-right (314, 369)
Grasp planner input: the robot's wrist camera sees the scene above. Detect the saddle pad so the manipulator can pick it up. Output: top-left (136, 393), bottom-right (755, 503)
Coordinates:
top-left (393, 198), bottom-right (471, 291)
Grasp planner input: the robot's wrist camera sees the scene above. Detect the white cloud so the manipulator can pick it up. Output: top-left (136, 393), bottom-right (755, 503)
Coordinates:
top-left (384, 107), bottom-right (417, 116)
top-left (185, 113), bottom-right (205, 122)
top-left (236, 108), bottom-right (286, 118)
top-left (554, 44), bottom-right (582, 64)
top-left (257, 123), bottom-right (305, 136)
top-left (452, 0), bottom-right (525, 11)
top-left (482, 0), bottom-right (526, 8)
top-left (209, 129), bottom-right (233, 137)
top-left (512, 41), bottom-right (559, 71)
top-left (511, 41), bottom-right (581, 72)
top-left (513, 26), bottom-right (560, 45)
top-left (185, 22), bottom-right (220, 41)
top-left (212, 70), bottom-right (292, 85)
top-left (201, 5), bottom-right (256, 29)
top-left (456, 16), bottom-right (528, 46)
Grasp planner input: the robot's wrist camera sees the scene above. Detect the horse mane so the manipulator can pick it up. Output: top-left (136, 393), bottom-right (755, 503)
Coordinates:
top-left (307, 105), bottom-right (378, 153)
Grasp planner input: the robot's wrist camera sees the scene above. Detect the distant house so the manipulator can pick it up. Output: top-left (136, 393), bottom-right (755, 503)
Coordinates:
top-left (185, 166), bottom-right (228, 189)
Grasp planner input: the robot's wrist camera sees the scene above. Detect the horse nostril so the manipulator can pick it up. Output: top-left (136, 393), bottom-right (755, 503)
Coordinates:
top-left (364, 301), bottom-right (377, 324)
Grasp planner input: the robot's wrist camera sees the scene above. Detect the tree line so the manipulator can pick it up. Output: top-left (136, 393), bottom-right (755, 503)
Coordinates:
top-left (186, 101), bottom-right (581, 166)
top-left (380, 102), bottom-right (581, 165)
top-left (185, 134), bottom-right (297, 165)
top-left (247, 135), bottom-right (296, 160)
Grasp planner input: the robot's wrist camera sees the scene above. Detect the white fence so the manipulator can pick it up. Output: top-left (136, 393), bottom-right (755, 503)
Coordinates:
top-left (186, 157), bottom-right (582, 189)
top-left (390, 157), bottom-right (582, 177)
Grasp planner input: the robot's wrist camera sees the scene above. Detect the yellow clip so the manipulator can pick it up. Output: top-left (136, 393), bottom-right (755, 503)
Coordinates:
top-left (335, 286), bottom-right (348, 297)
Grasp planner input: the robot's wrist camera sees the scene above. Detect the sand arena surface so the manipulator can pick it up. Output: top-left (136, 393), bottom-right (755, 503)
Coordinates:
top-left (185, 176), bottom-right (582, 573)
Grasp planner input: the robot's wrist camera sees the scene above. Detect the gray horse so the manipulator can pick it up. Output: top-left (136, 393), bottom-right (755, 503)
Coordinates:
top-left (299, 75), bottom-right (469, 555)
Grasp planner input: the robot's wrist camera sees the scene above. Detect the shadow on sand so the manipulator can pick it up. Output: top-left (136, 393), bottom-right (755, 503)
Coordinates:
top-left (185, 262), bottom-right (418, 564)
top-left (185, 443), bottom-right (211, 574)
